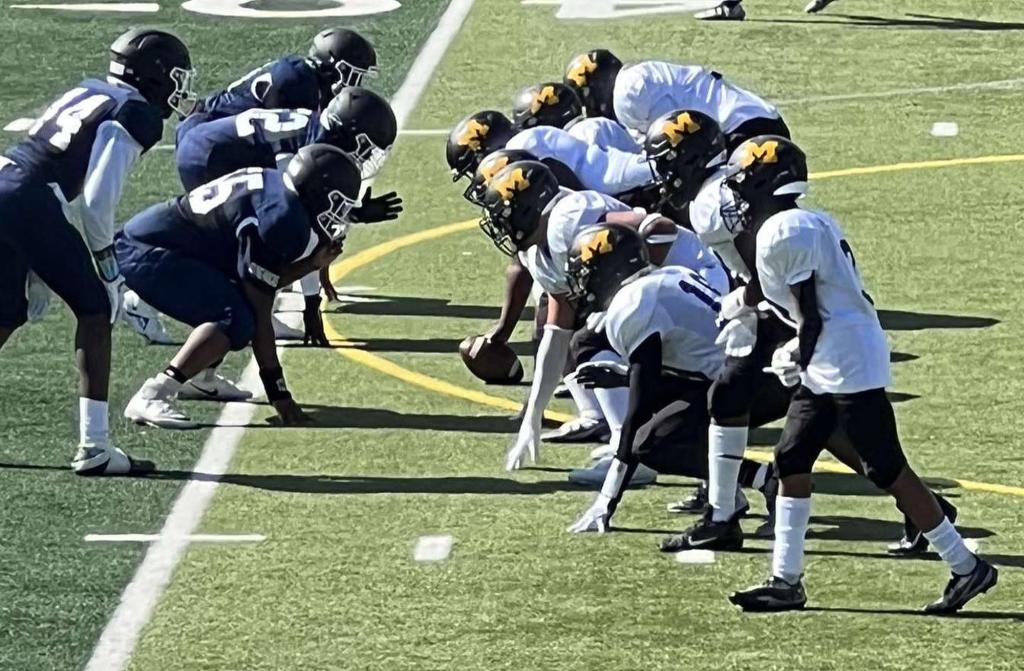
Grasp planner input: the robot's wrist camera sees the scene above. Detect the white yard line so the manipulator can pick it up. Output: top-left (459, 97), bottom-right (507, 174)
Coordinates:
top-left (773, 77), bottom-right (1024, 106)
top-left (85, 533), bottom-right (266, 543)
top-left (413, 535), bottom-right (453, 561)
top-left (83, 2), bottom-right (478, 669)
top-left (12, 2), bottom-right (159, 11)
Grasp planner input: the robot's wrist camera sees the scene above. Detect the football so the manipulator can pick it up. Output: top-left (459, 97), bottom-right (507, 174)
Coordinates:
top-left (459, 335), bottom-right (524, 384)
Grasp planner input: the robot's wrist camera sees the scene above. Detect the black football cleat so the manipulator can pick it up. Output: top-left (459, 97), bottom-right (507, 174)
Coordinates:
top-left (542, 417), bottom-right (610, 444)
top-left (888, 494), bottom-right (958, 556)
top-left (754, 464), bottom-right (779, 539)
top-left (729, 576), bottom-right (807, 612)
top-left (659, 510), bottom-right (743, 553)
top-left (925, 558), bottom-right (998, 615)
top-left (666, 481), bottom-right (708, 514)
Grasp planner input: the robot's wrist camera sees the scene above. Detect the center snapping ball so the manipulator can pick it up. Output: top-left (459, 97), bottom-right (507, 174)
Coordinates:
top-left (459, 335), bottom-right (524, 384)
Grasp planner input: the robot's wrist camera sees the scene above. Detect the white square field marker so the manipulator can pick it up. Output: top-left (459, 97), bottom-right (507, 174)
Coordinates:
top-left (414, 534), bottom-right (453, 562)
top-left (931, 121), bottom-right (959, 137)
top-left (674, 549), bottom-right (716, 565)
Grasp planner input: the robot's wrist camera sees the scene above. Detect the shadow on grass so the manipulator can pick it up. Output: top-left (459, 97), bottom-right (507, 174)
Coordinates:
top-left (281, 336), bottom-right (535, 356)
top-left (330, 294), bottom-right (534, 322)
top-left (804, 606), bottom-right (1024, 621)
top-left (751, 14), bottom-right (1024, 32)
top-left (878, 310), bottom-right (999, 331)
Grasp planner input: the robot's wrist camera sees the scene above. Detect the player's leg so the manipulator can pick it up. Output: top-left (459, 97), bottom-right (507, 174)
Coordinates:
top-left (838, 390), bottom-right (997, 613)
top-left (544, 325), bottom-right (611, 443)
top-left (695, 1), bottom-right (746, 21)
top-left (118, 236), bottom-right (255, 429)
top-left (0, 240), bottom-right (29, 350)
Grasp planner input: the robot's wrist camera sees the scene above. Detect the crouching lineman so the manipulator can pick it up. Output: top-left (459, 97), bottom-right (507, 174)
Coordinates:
top-left (723, 136), bottom-right (996, 614)
top-left (117, 144), bottom-right (361, 428)
top-left (0, 29), bottom-right (194, 474)
top-left (562, 225), bottom-right (779, 533)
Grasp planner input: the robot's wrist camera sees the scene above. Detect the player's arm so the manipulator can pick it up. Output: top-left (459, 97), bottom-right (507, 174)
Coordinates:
top-left (602, 210), bottom-right (677, 265)
top-left (487, 256), bottom-right (534, 345)
top-left (789, 275), bottom-right (822, 368)
top-left (569, 333), bottom-right (662, 533)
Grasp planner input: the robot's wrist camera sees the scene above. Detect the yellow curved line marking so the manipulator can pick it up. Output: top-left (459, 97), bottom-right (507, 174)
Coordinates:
top-left (320, 155), bottom-right (1024, 498)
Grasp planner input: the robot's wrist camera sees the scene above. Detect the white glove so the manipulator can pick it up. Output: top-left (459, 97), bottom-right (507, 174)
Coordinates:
top-left (715, 312), bottom-right (758, 358)
top-left (25, 272), bottom-right (51, 323)
top-left (763, 337), bottom-right (801, 387)
top-left (505, 411), bottom-right (541, 471)
top-left (103, 276), bottom-right (126, 325)
top-left (719, 287), bottom-right (754, 321)
top-left (585, 310), bottom-right (607, 334)
top-left (568, 495), bottom-right (612, 533)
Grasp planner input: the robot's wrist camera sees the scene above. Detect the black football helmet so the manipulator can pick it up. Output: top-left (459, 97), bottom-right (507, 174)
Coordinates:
top-left (645, 109), bottom-right (727, 208)
top-left (285, 143), bottom-right (363, 240)
top-left (511, 82), bottom-right (583, 130)
top-left (109, 28), bottom-right (194, 119)
top-left (445, 110), bottom-right (516, 182)
top-left (320, 87), bottom-right (396, 179)
top-left (563, 50), bottom-right (622, 120)
top-left (721, 135), bottom-right (809, 233)
top-left (567, 223), bottom-right (649, 311)
top-left (464, 149), bottom-right (536, 206)
top-left (479, 160), bottom-right (560, 255)
top-left (309, 28), bottom-right (378, 98)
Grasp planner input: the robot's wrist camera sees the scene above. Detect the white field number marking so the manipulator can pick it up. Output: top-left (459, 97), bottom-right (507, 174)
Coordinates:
top-left (11, 3), bottom-right (159, 11)
top-left (414, 535), bottom-right (453, 561)
top-left (181, 0), bottom-right (400, 18)
top-left (523, 0), bottom-right (716, 19)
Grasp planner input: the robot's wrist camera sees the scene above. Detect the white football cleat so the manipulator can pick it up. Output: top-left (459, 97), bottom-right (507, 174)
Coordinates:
top-left (695, 1), bottom-right (746, 21)
top-left (568, 456), bottom-right (657, 488)
top-left (125, 377), bottom-right (198, 429)
top-left (589, 443), bottom-right (616, 461)
top-left (272, 314), bottom-right (304, 340)
top-left (122, 291), bottom-right (174, 345)
top-left (805, 0), bottom-right (837, 13)
top-left (178, 368), bottom-right (253, 402)
top-left (73, 444), bottom-right (155, 476)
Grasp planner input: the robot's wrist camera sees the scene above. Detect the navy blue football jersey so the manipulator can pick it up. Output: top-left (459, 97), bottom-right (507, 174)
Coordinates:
top-left (4, 79), bottom-right (163, 201)
top-left (199, 56), bottom-right (322, 120)
top-left (176, 108), bottom-right (321, 191)
top-left (123, 168), bottom-right (313, 288)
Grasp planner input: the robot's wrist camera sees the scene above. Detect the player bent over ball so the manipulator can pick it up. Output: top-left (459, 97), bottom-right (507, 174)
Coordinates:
top-left (118, 144), bottom-right (361, 429)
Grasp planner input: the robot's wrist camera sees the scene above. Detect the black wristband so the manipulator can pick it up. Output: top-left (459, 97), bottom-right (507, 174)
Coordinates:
top-left (259, 366), bottom-right (291, 402)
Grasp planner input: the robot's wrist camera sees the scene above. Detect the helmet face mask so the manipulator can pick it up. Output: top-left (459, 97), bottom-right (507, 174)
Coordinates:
top-left (478, 210), bottom-right (518, 256)
top-left (352, 131), bottom-right (391, 179)
top-left (479, 160), bottom-right (559, 256)
top-left (168, 66), bottom-right (197, 117)
top-left (318, 189), bottom-right (358, 241)
top-left (722, 135), bottom-right (809, 232)
top-left (331, 60), bottom-right (378, 93)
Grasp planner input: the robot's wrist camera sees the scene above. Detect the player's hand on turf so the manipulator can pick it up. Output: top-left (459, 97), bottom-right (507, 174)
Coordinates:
top-left (319, 267), bottom-right (339, 304)
top-left (302, 295), bottom-right (329, 347)
top-left (272, 397), bottom-right (310, 426)
top-left (575, 361), bottom-right (629, 389)
top-left (763, 338), bottom-right (801, 387)
top-left (505, 411), bottom-right (541, 470)
top-left (350, 188), bottom-right (403, 224)
top-left (312, 239), bottom-right (344, 269)
top-left (568, 496), bottom-right (612, 533)
top-left (716, 312), bottom-right (758, 358)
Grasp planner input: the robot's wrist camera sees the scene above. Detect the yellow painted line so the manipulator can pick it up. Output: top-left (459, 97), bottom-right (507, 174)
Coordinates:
top-left (320, 156), bottom-right (1024, 498)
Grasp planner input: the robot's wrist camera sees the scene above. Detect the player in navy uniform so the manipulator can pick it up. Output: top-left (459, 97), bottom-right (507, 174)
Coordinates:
top-left (117, 144), bottom-right (362, 429)
top-left (0, 28), bottom-right (193, 475)
top-left (176, 28), bottom-right (376, 147)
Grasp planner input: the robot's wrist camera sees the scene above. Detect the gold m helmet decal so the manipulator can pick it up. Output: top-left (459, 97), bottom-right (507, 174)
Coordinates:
top-left (478, 156), bottom-right (510, 185)
top-left (662, 112), bottom-right (701, 147)
top-left (457, 119), bottom-right (489, 150)
top-left (492, 167), bottom-right (531, 200)
top-left (566, 55), bottom-right (597, 87)
top-left (529, 86), bottom-right (559, 114)
top-left (739, 140), bottom-right (780, 168)
top-left (579, 229), bottom-right (614, 262)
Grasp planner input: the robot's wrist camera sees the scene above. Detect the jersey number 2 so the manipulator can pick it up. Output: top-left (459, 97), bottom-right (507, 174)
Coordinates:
top-left (839, 239), bottom-right (875, 305)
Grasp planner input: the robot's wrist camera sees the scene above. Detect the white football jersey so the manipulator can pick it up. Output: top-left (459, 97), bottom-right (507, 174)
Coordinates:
top-left (664, 227), bottom-right (731, 297)
top-left (519, 190), bottom-right (633, 295)
top-left (506, 126), bottom-right (654, 196)
top-left (566, 117), bottom-right (642, 153)
top-left (606, 267), bottom-right (725, 379)
top-left (689, 167), bottom-right (752, 282)
top-left (756, 208), bottom-right (891, 395)
top-left (613, 61), bottom-right (780, 134)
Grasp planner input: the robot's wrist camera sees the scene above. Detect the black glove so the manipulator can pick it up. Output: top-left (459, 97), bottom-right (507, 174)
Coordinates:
top-left (350, 188), bottom-right (403, 224)
top-left (302, 294), bottom-right (329, 347)
top-left (575, 361), bottom-right (629, 389)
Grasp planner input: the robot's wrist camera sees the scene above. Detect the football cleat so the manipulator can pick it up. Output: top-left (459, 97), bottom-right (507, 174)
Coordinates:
top-left (888, 494), bottom-right (958, 556)
top-left (272, 314), bottom-right (305, 340)
top-left (73, 444), bottom-right (155, 476)
top-left (589, 443), bottom-right (616, 461)
top-left (122, 291), bottom-right (174, 345)
top-left (542, 416), bottom-right (611, 443)
top-left (178, 369), bottom-right (253, 402)
top-left (695, 1), bottom-right (746, 21)
top-left (804, 0), bottom-right (838, 13)
top-left (553, 383), bottom-right (572, 399)
top-left (667, 481), bottom-right (708, 514)
top-left (659, 507), bottom-right (745, 552)
top-left (924, 558), bottom-right (998, 615)
top-left (729, 576), bottom-right (807, 612)
top-left (125, 377), bottom-right (198, 430)
top-left (568, 455), bottom-right (657, 488)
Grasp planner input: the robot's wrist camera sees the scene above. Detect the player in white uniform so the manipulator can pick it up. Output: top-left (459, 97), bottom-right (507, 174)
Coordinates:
top-left (566, 117), bottom-right (640, 154)
top-left (722, 135), bottom-right (996, 615)
top-left (561, 225), bottom-right (779, 533)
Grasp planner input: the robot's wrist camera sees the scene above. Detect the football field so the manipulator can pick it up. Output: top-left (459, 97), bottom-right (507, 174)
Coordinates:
top-left (2, 0), bottom-right (1024, 669)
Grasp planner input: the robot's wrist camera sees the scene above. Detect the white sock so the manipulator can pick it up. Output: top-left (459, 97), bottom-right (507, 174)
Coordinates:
top-left (79, 397), bottom-right (109, 447)
top-left (154, 372), bottom-right (184, 398)
top-left (709, 424), bottom-right (747, 522)
top-left (565, 376), bottom-right (601, 421)
top-left (923, 518), bottom-right (977, 575)
top-left (771, 496), bottom-right (811, 584)
top-left (592, 352), bottom-right (628, 441)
